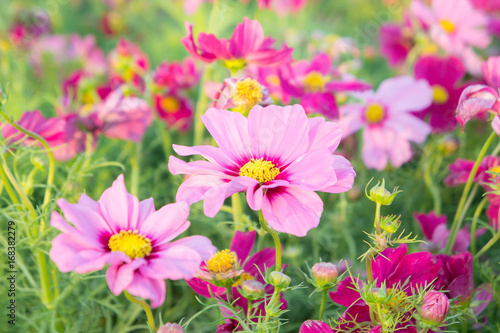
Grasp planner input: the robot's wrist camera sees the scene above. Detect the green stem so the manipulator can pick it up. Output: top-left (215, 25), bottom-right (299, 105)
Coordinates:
top-left (376, 303), bottom-right (385, 331)
top-left (445, 132), bottom-right (496, 254)
top-left (318, 289), bottom-right (328, 320)
top-left (374, 203), bottom-right (381, 236)
top-left (258, 210), bottom-right (281, 271)
top-left (366, 253), bottom-right (373, 284)
top-left (0, 162), bottom-right (22, 213)
top-left (1, 158), bottom-right (37, 219)
top-left (475, 227), bottom-right (500, 259)
top-left (130, 141), bottom-right (142, 197)
top-left (247, 298), bottom-right (252, 319)
top-left (232, 193), bottom-right (243, 231)
top-left (424, 153), bottom-right (442, 215)
top-left (470, 196), bottom-right (488, 255)
top-left (123, 291), bottom-right (156, 331)
top-left (226, 286), bottom-right (233, 304)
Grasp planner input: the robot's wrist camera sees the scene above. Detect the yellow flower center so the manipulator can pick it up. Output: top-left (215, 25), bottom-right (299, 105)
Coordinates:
top-left (160, 96), bottom-right (181, 113)
top-left (108, 230), bottom-right (152, 259)
top-left (207, 249), bottom-right (237, 274)
top-left (440, 20), bottom-right (455, 33)
top-left (365, 103), bottom-right (385, 124)
top-left (489, 166), bottom-right (500, 178)
top-left (223, 58), bottom-right (247, 72)
top-left (432, 85), bottom-right (449, 104)
top-left (233, 272), bottom-right (255, 286)
top-left (232, 78), bottom-right (263, 114)
top-left (239, 158), bottom-right (280, 183)
top-left (303, 71), bottom-right (329, 93)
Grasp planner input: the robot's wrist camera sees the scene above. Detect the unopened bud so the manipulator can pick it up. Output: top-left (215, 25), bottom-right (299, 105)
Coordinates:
top-left (420, 291), bottom-right (449, 326)
top-left (311, 262), bottom-right (338, 288)
top-left (241, 280), bottom-right (265, 300)
top-left (380, 215), bottom-right (401, 234)
top-left (158, 323), bottom-right (184, 333)
top-left (367, 179), bottom-right (401, 205)
top-left (269, 271), bottom-right (291, 289)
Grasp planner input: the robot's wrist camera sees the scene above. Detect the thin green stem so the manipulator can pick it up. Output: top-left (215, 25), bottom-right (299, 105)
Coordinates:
top-left (247, 298), bottom-right (252, 319)
top-left (470, 196), bottom-right (488, 255)
top-left (124, 291), bottom-right (156, 331)
top-left (475, 229), bottom-right (500, 259)
top-left (374, 203), bottom-right (381, 236)
top-left (232, 193), bottom-right (243, 231)
top-left (376, 303), bottom-right (385, 331)
top-left (258, 210), bottom-right (281, 271)
top-left (445, 132), bottom-right (496, 254)
top-left (318, 289), bottom-right (328, 320)
top-left (424, 153), bottom-right (442, 215)
top-left (366, 253), bottom-right (373, 284)
top-left (1, 158), bottom-right (37, 219)
top-left (130, 141), bottom-right (142, 197)
top-left (226, 286), bottom-right (233, 304)
top-left (0, 162), bottom-right (22, 213)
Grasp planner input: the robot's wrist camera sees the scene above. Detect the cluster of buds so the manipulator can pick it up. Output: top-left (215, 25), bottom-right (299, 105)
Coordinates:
top-left (366, 179), bottom-right (402, 206)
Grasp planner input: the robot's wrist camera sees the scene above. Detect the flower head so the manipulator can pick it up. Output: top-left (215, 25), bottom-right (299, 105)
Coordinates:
top-left (181, 17), bottom-right (293, 70)
top-left (311, 262), bottom-right (338, 288)
top-left (49, 174), bottom-right (215, 308)
top-left (154, 92), bottom-right (193, 132)
top-left (339, 76), bottom-right (433, 170)
top-left (158, 323), bottom-right (184, 333)
top-left (456, 85), bottom-right (500, 130)
top-left (482, 56), bottom-right (500, 89)
top-left (299, 320), bottom-right (333, 333)
top-left (169, 104), bottom-right (355, 236)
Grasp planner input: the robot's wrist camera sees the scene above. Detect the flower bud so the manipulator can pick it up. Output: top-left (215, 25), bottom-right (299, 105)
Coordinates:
top-left (420, 291), bottom-right (450, 326)
top-left (299, 320), bottom-right (333, 333)
top-left (241, 280), bottom-right (265, 300)
top-left (311, 262), bottom-right (338, 288)
top-left (456, 85), bottom-right (500, 130)
top-left (367, 179), bottom-right (401, 206)
top-left (158, 323), bottom-right (184, 333)
top-left (380, 215), bottom-right (401, 234)
top-left (269, 271), bottom-right (291, 289)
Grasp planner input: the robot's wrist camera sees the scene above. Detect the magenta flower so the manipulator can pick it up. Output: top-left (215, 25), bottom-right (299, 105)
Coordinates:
top-left (181, 17), bottom-right (293, 70)
top-left (456, 85), bottom-right (500, 130)
top-left (186, 231), bottom-right (284, 318)
top-left (331, 245), bottom-right (441, 332)
top-left (88, 87), bottom-right (153, 142)
top-left (279, 53), bottom-right (371, 118)
top-left (168, 104), bottom-right (355, 236)
top-left (414, 55), bottom-right (466, 132)
top-left (154, 93), bottom-right (193, 132)
top-left (410, 0), bottom-right (490, 55)
top-left (2, 110), bottom-right (85, 161)
top-left (471, 0), bottom-right (500, 11)
top-left (339, 76), bottom-right (433, 170)
top-left (153, 58), bottom-right (200, 91)
top-left (414, 212), bottom-right (471, 253)
top-left (379, 15), bottom-right (415, 67)
top-left (299, 320), bottom-right (333, 333)
top-left (108, 39), bottom-right (150, 93)
top-left (434, 252), bottom-right (474, 303)
top-left (445, 156), bottom-right (500, 187)
top-left (49, 174), bottom-right (215, 308)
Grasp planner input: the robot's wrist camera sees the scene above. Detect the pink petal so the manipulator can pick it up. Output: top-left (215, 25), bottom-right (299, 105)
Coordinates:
top-left (140, 201), bottom-right (190, 245)
top-left (106, 259), bottom-right (147, 295)
top-left (320, 155), bottom-right (356, 193)
top-left (125, 272), bottom-right (166, 308)
top-left (231, 230), bottom-right (256, 262)
top-left (308, 117), bottom-right (343, 153)
top-left (262, 186), bottom-right (323, 237)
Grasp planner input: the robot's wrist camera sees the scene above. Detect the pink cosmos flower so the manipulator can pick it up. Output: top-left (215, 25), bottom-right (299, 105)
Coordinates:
top-left (445, 156), bottom-right (500, 187)
top-left (247, 66), bottom-right (290, 104)
top-left (379, 14), bottom-right (416, 67)
top-left (339, 76), bottom-right (433, 170)
top-left (2, 110), bottom-right (85, 161)
top-left (168, 104), bottom-right (355, 237)
top-left (471, 0), bottom-right (500, 11)
top-left (255, 0), bottom-right (308, 15)
top-left (30, 34), bottom-right (106, 76)
top-left (153, 58), bottom-right (200, 91)
top-left (410, 0), bottom-right (490, 55)
top-left (181, 17), bottom-right (293, 70)
top-left (183, 0), bottom-right (213, 15)
top-left (414, 55), bottom-right (466, 132)
top-left (49, 174), bottom-right (215, 308)
top-left (482, 56), bottom-right (500, 89)
top-left (414, 211), bottom-right (471, 253)
top-left (186, 231), bottom-right (285, 319)
top-left (88, 88), bottom-right (153, 142)
top-left (154, 92), bottom-right (194, 131)
top-left (434, 252), bottom-right (474, 303)
top-left (331, 244), bottom-right (441, 332)
top-left (279, 53), bottom-right (371, 118)
top-left (456, 85), bottom-right (500, 130)
top-left (299, 320), bottom-right (333, 333)
top-left (108, 39), bottom-right (149, 93)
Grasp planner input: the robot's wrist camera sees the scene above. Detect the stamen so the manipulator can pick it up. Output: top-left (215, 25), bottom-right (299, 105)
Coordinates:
top-left (239, 158), bottom-right (280, 183)
top-left (108, 230), bottom-right (152, 259)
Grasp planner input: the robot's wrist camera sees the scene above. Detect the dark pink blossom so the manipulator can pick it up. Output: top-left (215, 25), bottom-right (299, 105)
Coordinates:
top-left (299, 320), bottom-right (333, 333)
top-left (414, 55), bottom-right (466, 132)
top-left (153, 58), bottom-right (200, 91)
top-left (154, 93), bottom-right (193, 132)
top-left (181, 17), bottom-right (293, 69)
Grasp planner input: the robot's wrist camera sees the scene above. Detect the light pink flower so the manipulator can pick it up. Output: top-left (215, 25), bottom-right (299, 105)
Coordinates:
top-left (482, 56), bottom-right (500, 89)
top-left (181, 17), bottom-right (293, 70)
top-left (168, 105), bottom-right (355, 237)
top-left (89, 87), bottom-right (153, 142)
top-left (256, 0), bottom-right (308, 15)
top-left (456, 85), bottom-right (500, 130)
top-left (411, 0), bottom-right (490, 54)
top-left (339, 76), bottom-right (433, 170)
top-left (49, 174), bottom-right (215, 308)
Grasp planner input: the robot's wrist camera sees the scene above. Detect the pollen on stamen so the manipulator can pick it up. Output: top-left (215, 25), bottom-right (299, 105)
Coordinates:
top-left (232, 78), bottom-right (263, 113)
top-left (239, 158), bottom-right (280, 183)
top-left (108, 229), bottom-right (152, 259)
top-left (206, 249), bottom-right (237, 274)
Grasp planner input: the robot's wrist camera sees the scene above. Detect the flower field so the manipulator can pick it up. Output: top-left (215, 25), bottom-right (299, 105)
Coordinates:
top-left (1, 0), bottom-right (500, 332)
